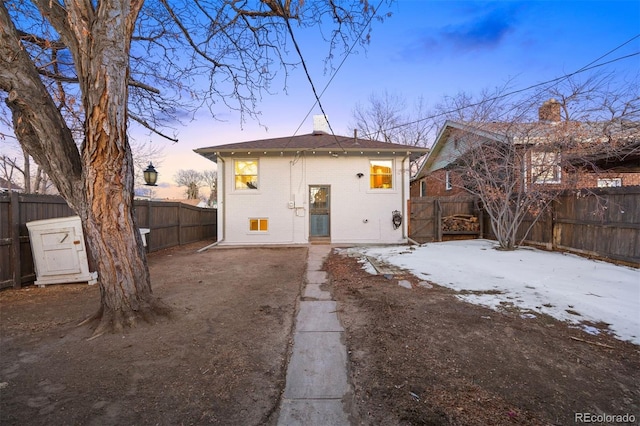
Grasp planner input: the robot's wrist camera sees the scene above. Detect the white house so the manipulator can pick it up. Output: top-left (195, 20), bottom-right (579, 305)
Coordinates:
top-left (195, 124), bottom-right (429, 245)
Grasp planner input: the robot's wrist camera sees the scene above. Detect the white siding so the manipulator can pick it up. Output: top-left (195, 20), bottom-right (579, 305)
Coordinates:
top-left (218, 153), bottom-right (410, 245)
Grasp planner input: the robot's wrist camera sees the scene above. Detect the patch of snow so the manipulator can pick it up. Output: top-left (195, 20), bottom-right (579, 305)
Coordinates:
top-left (344, 240), bottom-right (640, 345)
top-left (579, 325), bottom-right (601, 336)
top-left (398, 280), bottom-right (412, 289)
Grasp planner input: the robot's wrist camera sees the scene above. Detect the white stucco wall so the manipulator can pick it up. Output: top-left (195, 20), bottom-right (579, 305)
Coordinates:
top-left (217, 153), bottom-right (411, 245)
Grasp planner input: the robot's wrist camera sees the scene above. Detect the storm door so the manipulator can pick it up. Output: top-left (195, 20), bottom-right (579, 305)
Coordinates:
top-left (309, 186), bottom-right (330, 240)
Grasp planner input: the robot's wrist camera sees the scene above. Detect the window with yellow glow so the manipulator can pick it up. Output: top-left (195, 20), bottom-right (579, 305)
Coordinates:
top-left (249, 218), bottom-right (268, 232)
top-left (235, 160), bottom-right (258, 190)
top-left (370, 160), bottom-right (393, 189)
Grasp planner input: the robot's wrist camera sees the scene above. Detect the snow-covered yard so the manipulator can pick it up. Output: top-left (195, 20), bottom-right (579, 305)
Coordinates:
top-left (343, 240), bottom-right (640, 345)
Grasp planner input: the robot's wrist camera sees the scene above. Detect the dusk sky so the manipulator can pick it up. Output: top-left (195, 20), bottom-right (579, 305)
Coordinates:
top-left (2, 1), bottom-right (638, 199)
top-left (146, 0), bottom-right (639, 198)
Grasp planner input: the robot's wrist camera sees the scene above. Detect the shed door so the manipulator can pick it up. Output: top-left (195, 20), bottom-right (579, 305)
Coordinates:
top-left (38, 227), bottom-right (83, 276)
top-left (309, 186), bottom-right (330, 239)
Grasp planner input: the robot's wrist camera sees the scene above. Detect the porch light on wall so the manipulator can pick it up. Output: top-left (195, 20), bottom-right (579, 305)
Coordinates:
top-left (143, 162), bottom-right (158, 186)
top-left (356, 172), bottom-right (364, 179)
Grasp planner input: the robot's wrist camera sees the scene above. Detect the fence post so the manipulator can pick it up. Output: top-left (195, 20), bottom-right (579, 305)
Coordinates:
top-left (10, 191), bottom-right (21, 289)
top-left (551, 197), bottom-right (559, 250)
top-left (178, 203), bottom-right (183, 246)
top-left (435, 198), bottom-right (442, 242)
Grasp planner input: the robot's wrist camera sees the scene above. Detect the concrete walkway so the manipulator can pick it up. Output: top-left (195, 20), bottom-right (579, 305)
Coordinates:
top-left (276, 245), bottom-right (352, 425)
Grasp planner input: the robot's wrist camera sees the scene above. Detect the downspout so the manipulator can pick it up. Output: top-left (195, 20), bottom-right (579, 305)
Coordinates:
top-left (198, 154), bottom-right (225, 252)
top-left (402, 153), bottom-right (420, 246)
top-left (402, 154), bottom-right (409, 242)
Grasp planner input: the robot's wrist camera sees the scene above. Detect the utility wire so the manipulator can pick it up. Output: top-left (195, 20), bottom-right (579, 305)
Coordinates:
top-left (371, 34), bottom-right (640, 137)
top-left (290, 0), bottom-right (388, 138)
top-left (281, 0), bottom-right (387, 154)
top-left (375, 51), bottom-right (639, 138)
top-left (281, 6), bottom-right (345, 151)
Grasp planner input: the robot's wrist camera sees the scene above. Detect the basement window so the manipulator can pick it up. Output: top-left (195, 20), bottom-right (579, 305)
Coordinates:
top-left (249, 218), bottom-right (268, 232)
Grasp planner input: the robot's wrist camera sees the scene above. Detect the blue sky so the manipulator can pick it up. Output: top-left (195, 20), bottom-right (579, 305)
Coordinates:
top-left (153, 0), bottom-right (638, 197)
top-left (149, 0), bottom-right (640, 196)
top-left (2, 1), bottom-right (638, 198)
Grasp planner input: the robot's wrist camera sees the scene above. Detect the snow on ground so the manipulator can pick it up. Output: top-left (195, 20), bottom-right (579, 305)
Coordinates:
top-left (341, 240), bottom-right (640, 345)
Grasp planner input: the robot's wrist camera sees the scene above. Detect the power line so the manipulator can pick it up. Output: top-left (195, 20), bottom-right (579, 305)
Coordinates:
top-left (287, 0), bottom-right (384, 148)
top-left (378, 48), bottom-right (640, 137)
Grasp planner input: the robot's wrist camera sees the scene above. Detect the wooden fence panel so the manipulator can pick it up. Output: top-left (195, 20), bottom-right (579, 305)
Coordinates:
top-left (412, 187), bottom-right (639, 266)
top-left (0, 194), bottom-right (12, 289)
top-left (0, 193), bottom-right (75, 289)
top-left (552, 188), bottom-right (640, 264)
top-left (1, 194), bottom-right (217, 289)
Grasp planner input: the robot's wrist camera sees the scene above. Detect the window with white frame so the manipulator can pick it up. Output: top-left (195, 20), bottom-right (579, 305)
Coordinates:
top-left (370, 160), bottom-right (393, 189)
top-left (249, 218), bottom-right (268, 232)
top-left (531, 151), bottom-right (561, 184)
top-left (235, 159), bottom-right (258, 190)
top-left (445, 170), bottom-right (452, 190)
top-left (420, 180), bottom-right (427, 197)
top-left (597, 178), bottom-right (622, 188)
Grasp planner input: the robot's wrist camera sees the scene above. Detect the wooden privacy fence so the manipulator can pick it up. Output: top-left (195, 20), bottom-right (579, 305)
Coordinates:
top-left (0, 192), bottom-right (217, 289)
top-left (409, 187), bottom-right (640, 266)
top-left (514, 187), bottom-right (640, 266)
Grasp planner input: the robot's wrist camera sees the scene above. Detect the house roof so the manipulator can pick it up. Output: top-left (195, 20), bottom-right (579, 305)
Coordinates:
top-left (0, 177), bottom-right (24, 192)
top-left (194, 131), bottom-right (430, 162)
top-left (417, 119), bottom-right (640, 177)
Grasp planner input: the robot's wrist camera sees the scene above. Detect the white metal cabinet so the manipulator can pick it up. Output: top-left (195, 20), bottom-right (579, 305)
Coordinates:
top-left (26, 216), bottom-right (98, 287)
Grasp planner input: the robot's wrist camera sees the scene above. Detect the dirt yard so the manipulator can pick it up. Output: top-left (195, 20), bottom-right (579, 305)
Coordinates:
top-left (1, 243), bottom-right (638, 426)
top-left (326, 250), bottom-right (640, 426)
top-left (0, 243), bottom-right (307, 425)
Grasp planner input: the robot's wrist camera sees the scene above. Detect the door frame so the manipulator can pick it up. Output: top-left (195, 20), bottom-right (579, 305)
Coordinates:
top-left (308, 185), bottom-right (331, 242)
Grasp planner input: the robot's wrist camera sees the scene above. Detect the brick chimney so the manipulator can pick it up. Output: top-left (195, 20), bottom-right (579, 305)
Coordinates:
top-left (538, 98), bottom-right (561, 123)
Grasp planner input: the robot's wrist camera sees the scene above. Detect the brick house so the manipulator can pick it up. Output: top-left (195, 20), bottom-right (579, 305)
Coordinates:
top-left (411, 99), bottom-right (640, 197)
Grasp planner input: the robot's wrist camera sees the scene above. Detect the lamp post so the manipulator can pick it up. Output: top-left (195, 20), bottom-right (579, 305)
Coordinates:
top-left (141, 163), bottom-right (158, 250)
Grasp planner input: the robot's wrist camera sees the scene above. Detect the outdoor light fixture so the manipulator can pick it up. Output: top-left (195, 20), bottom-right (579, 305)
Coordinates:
top-left (356, 172), bottom-right (364, 178)
top-left (143, 162), bottom-right (158, 186)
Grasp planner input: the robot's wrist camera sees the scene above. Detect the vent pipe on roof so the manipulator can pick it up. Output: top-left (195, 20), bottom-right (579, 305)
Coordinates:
top-left (354, 128), bottom-right (359, 145)
top-left (313, 115), bottom-right (329, 134)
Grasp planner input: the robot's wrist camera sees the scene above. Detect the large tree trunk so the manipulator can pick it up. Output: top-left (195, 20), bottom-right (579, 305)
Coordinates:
top-left (0, 1), bottom-right (168, 337)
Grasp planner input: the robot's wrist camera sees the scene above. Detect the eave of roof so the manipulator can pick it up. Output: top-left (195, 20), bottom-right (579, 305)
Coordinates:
top-left (194, 131), bottom-right (430, 162)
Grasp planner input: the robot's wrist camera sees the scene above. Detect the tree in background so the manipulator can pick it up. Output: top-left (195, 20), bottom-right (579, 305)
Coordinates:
top-left (351, 90), bottom-right (436, 147)
top-left (174, 169), bottom-right (204, 200)
top-left (0, 0), bottom-right (387, 336)
top-left (202, 170), bottom-right (218, 206)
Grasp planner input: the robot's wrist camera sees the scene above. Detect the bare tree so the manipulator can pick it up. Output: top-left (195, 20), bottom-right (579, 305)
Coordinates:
top-left (174, 169), bottom-right (204, 200)
top-left (0, 0), bottom-right (386, 336)
top-left (351, 91), bottom-right (437, 147)
top-left (202, 170), bottom-right (217, 206)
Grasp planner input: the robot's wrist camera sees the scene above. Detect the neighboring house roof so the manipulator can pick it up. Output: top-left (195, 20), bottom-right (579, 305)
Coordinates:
top-left (194, 131), bottom-right (430, 162)
top-left (164, 198), bottom-right (211, 208)
top-left (0, 177), bottom-right (24, 192)
top-left (418, 118), bottom-right (640, 178)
